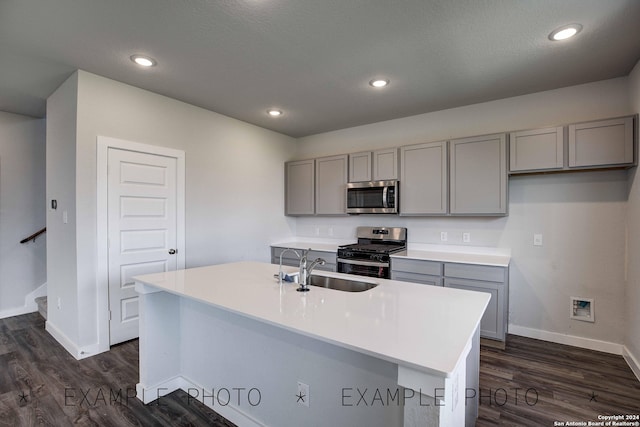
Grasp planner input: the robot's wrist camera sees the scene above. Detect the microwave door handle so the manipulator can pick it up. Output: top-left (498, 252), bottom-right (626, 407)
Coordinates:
top-left (382, 186), bottom-right (388, 208)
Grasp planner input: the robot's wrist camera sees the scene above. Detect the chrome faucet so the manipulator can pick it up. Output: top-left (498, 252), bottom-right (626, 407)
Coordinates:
top-left (297, 249), bottom-right (326, 292)
top-left (278, 248), bottom-right (300, 285)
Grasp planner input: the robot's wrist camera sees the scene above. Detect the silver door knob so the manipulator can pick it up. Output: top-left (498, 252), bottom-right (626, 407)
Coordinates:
top-left (168, 249), bottom-right (177, 255)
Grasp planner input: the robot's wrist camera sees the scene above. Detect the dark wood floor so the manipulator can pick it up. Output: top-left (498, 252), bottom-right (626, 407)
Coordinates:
top-left (1, 313), bottom-right (639, 426)
top-left (0, 312), bottom-right (236, 426)
top-left (477, 335), bottom-right (640, 426)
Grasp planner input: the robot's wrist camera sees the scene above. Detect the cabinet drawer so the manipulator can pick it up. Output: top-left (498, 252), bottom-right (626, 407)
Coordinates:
top-left (271, 247), bottom-right (336, 265)
top-left (308, 250), bottom-right (336, 265)
top-left (444, 263), bottom-right (505, 282)
top-left (391, 258), bottom-right (442, 276)
top-left (391, 271), bottom-right (442, 286)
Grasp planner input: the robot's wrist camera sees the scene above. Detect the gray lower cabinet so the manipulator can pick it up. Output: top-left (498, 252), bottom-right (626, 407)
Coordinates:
top-left (315, 155), bottom-right (348, 215)
top-left (450, 133), bottom-right (507, 215)
top-left (568, 116), bottom-right (635, 168)
top-left (443, 263), bottom-right (508, 341)
top-left (509, 127), bottom-right (564, 173)
top-left (391, 257), bottom-right (509, 341)
top-left (391, 258), bottom-right (443, 286)
top-left (285, 159), bottom-right (315, 216)
top-left (271, 246), bottom-right (337, 272)
top-left (399, 141), bottom-right (448, 215)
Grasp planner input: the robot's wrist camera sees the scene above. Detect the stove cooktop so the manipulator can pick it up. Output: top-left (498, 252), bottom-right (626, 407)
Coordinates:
top-left (338, 243), bottom-right (406, 254)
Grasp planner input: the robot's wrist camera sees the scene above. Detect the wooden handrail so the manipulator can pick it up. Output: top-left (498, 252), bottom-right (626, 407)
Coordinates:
top-left (20, 227), bottom-right (46, 244)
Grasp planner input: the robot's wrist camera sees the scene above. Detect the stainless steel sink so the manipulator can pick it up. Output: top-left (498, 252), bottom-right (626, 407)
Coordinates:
top-left (308, 275), bottom-right (378, 292)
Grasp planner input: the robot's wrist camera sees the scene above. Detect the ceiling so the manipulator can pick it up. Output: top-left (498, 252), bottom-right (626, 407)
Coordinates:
top-left (1, 0), bottom-right (639, 138)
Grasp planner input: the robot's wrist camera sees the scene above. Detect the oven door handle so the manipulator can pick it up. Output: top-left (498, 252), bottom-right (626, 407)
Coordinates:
top-left (337, 258), bottom-right (389, 267)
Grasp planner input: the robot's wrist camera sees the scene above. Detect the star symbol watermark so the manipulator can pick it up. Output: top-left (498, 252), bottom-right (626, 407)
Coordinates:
top-left (18, 391), bottom-right (28, 404)
top-left (296, 391), bottom-right (306, 403)
top-left (589, 391), bottom-right (598, 402)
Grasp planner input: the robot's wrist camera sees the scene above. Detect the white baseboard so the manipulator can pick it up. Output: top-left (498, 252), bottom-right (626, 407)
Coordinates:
top-left (136, 376), bottom-right (265, 427)
top-left (45, 319), bottom-right (81, 359)
top-left (508, 324), bottom-right (623, 355)
top-left (623, 346), bottom-right (640, 382)
top-left (0, 282), bottom-right (47, 320)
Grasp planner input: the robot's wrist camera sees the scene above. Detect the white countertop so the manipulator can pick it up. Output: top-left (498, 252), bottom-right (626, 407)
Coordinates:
top-left (395, 244), bottom-right (511, 267)
top-left (134, 261), bottom-right (489, 378)
top-left (272, 240), bottom-right (511, 267)
top-left (271, 239), bottom-right (351, 252)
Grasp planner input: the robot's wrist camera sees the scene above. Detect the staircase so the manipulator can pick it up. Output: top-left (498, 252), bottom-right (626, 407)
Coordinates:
top-left (35, 296), bottom-right (47, 320)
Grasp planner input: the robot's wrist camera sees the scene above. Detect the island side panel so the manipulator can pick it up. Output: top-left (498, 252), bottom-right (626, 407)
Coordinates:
top-left (465, 325), bottom-right (480, 426)
top-left (178, 297), bottom-right (412, 427)
top-left (135, 284), bottom-right (182, 403)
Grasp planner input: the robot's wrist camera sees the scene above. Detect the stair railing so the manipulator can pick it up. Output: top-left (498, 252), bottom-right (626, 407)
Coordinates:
top-left (20, 227), bottom-right (46, 244)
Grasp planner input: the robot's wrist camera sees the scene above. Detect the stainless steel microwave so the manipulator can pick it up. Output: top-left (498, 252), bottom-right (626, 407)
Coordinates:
top-left (346, 180), bottom-right (398, 214)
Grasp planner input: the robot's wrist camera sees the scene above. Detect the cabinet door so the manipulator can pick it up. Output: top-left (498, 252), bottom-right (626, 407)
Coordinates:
top-left (373, 148), bottom-right (398, 181)
top-left (510, 127), bottom-right (564, 172)
top-left (316, 155), bottom-right (348, 215)
top-left (450, 134), bottom-right (507, 215)
top-left (285, 160), bottom-right (315, 216)
top-left (444, 277), bottom-right (503, 340)
top-left (348, 151), bottom-right (372, 182)
top-left (399, 141), bottom-right (448, 215)
top-left (568, 116), bottom-right (634, 168)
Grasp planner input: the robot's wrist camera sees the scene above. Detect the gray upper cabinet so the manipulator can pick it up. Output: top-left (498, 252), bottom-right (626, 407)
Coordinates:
top-left (348, 151), bottom-right (372, 182)
top-left (285, 159), bottom-right (315, 216)
top-left (349, 148), bottom-right (398, 182)
top-left (450, 133), bottom-right (507, 215)
top-left (315, 154), bottom-right (348, 215)
top-left (373, 148), bottom-right (398, 181)
top-left (568, 116), bottom-right (635, 168)
top-left (400, 141), bottom-right (448, 215)
top-left (509, 127), bottom-right (564, 173)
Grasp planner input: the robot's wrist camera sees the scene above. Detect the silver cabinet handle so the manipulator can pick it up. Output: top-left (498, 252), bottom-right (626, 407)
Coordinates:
top-left (168, 249), bottom-right (177, 255)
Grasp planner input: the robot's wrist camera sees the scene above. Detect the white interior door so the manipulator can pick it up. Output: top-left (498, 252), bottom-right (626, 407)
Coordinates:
top-left (108, 148), bottom-right (178, 345)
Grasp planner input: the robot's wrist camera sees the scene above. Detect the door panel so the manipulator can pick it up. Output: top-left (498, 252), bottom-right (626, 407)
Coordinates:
top-left (108, 148), bottom-right (178, 345)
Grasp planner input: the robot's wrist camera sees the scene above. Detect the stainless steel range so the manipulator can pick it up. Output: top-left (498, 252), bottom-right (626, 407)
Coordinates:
top-left (337, 227), bottom-right (407, 279)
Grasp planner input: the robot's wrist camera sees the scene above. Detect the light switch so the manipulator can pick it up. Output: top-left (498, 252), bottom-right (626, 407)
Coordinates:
top-left (533, 234), bottom-right (543, 246)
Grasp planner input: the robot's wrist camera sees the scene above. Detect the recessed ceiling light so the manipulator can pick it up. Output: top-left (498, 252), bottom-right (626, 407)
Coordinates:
top-left (267, 109), bottom-right (283, 117)
top-left (369, 79), bottom-right (389, 88)
top-left (130, 54), bottom-right (157, 67)
top-left (549, 24), bottom-right (583, 41)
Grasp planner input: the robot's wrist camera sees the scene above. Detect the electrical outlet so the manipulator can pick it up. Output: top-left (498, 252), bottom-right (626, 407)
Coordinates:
top-left (533, 234), bottom-right (543, 246)
top-left (296, 381), bottom-right (309, 407)
top-left (315, 227), bottom-right (320, 236)
top-left (463, 233), bottom-right (471, 243)
top-left (440, 232), bottom-right (448, 242)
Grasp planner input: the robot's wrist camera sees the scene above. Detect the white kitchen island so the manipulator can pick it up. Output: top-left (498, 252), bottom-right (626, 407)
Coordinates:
top-left (134, 261), bottom-right (490, 427)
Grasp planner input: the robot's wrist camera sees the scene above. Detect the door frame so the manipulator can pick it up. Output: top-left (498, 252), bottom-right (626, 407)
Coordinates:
top-left (96, 136), bottom-right (185, 351)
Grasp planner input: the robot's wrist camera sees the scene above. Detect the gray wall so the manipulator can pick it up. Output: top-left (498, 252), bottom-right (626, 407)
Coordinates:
top-left (0, 111), bottom-right (46, 316)
top-left (45, 73), bottom-right (79, 342)
top-left (46, 70), bottom-right (298, 353)
top-left (295, 77), bottom-right (633, 349)
top-left (626, 60), bottom-right (640, 373)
